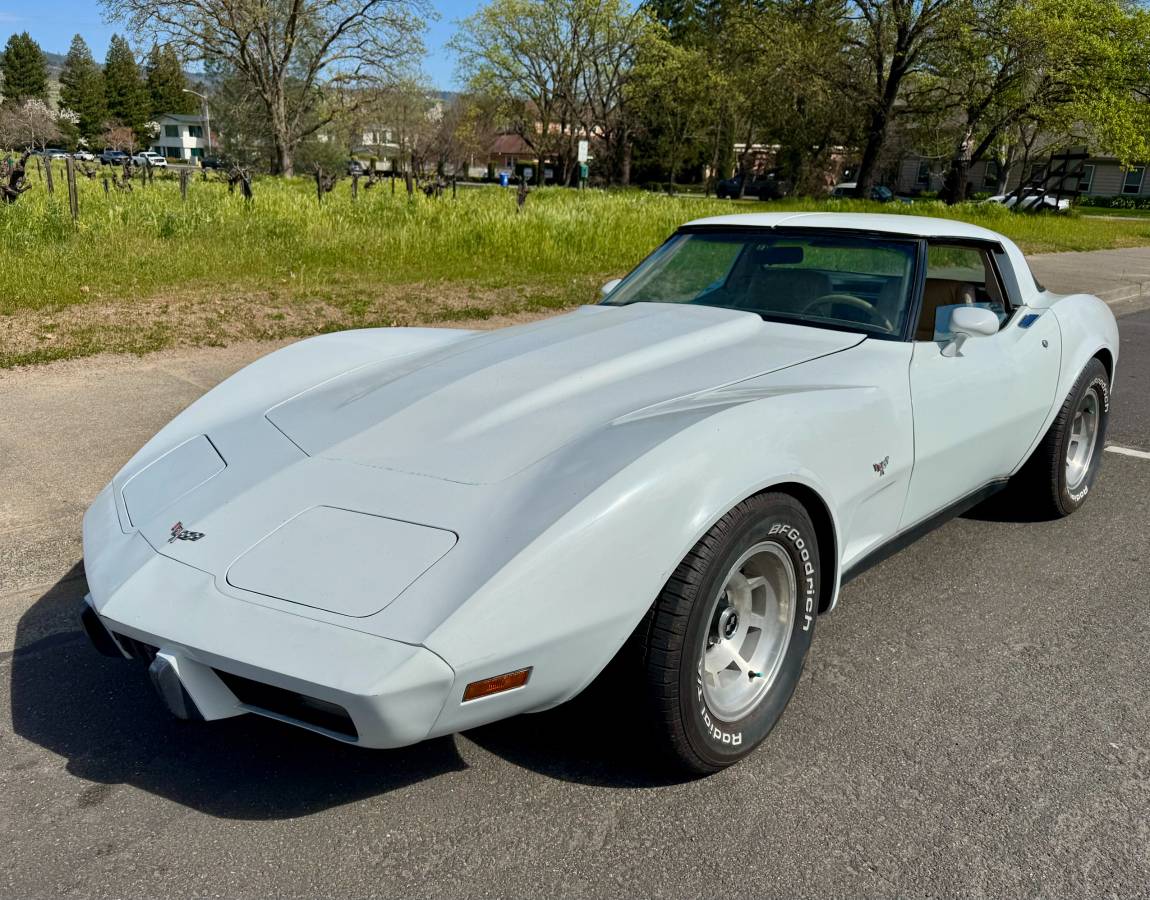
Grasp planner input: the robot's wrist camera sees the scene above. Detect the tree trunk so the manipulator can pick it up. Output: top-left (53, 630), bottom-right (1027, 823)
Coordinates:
top-left (275, 140), bottom-right (293, 177)
top-left (735, 123), bottom-right (754, 199)
top-left (854, 104), bottom-right (890, 198)
top-left (855, 58), bottom-right (907, 198)
top-left (620, 138), bottom-right (632, 186)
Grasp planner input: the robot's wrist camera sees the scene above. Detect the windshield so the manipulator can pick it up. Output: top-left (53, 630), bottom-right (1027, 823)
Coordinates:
top-left (602, 230), bottom-right (918, 338)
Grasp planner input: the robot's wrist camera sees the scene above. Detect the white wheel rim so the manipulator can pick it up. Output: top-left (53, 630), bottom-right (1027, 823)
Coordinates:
top-left (1066, 386), bottom-right (1101, 493)
top-left (700, 542), bottom-right (796, 721)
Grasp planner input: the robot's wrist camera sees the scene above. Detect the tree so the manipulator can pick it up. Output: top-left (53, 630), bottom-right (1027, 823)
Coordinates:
top-left (0, 32), bottom-right (49, 105)
top-left (100, 123), bottom-right (140, 153)
top-left (847, 0), bottom-right (966, 197)
top-left (453, 0), bottom-right (644, 186)
top-left (452, 0), bottom-right (581, 185)
top-left (145, 45), bottom-right (196, 118)
top-left (577, 1), bottom-right (647, 185)
top-left (59, 35), bottom-right (108, 143)
top-left (101, 0), bottom-right (430, 176)
top-left (0, 99), bottom-right (63, 149)
top-left (104, 35), bottom-right (150, 139)
top-left (929, 0), bottom-right (1150, 203)
top-left (629, 23), bottom-right (716, 186)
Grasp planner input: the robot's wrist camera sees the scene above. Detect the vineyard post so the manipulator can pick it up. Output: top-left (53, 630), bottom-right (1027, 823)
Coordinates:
top-left (43, 157), bottom-right (54, 194)
top-left (352, 173), bottom-right (359, 200)
top-left (315, 166), bottom-right (324, 204)
top-left (390, 170), bottom-right (395, 194)
top-left (179, 168), bottom-right (189, 201)
top-left (452, 176), bottom-right (457, 199)
top-left (405, 169), bottom-right (413, 197)
top-left (65, 157), bottom-right (79, 221)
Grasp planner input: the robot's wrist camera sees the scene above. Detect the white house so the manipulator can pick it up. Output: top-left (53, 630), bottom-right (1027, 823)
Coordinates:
top-left (152, 113), bottom-right (212, 161)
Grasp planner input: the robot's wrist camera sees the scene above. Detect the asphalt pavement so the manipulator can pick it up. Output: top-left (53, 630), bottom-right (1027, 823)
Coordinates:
top-left (1, 270), bottom-right (1149, 897)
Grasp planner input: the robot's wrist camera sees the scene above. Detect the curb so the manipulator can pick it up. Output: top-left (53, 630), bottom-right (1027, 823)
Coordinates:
top-left (1098, 284), bottom-right (1150, 316)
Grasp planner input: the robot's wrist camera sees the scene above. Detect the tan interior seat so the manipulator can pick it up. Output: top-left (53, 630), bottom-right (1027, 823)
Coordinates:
top-left (916, 279), bottom-right (976, 340)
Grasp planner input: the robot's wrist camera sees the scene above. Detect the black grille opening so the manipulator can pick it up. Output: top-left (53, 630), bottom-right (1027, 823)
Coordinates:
top-left (111, 632), bottom-right (158, 662)
top-left (213, 669), bottom-right (358, 740)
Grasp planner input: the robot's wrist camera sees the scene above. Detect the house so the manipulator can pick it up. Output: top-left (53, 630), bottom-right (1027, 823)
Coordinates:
top-left (152, 113), bottom-right (212, 162)
top-left (895, 152), bottom-right (1146, 198)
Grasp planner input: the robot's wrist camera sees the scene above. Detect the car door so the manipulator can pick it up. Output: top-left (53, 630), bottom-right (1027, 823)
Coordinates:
top-left (900, 242), bottom-right (1061, 528)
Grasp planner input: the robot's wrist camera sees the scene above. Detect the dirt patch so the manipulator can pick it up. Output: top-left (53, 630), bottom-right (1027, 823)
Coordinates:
top-left (0, 278), bottom-right (596, 368)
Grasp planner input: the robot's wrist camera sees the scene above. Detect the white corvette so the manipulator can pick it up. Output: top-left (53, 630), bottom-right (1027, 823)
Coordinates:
top-left (81, 213), bottom-right (1118, 772)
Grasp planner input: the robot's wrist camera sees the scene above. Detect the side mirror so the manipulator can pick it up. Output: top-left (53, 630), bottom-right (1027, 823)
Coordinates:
top-left (942, 306), bottom-right (999, 357)
top-left (600, 278), bottom-right (622, 298)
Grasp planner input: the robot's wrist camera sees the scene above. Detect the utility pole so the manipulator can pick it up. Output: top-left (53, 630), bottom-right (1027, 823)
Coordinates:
top-left (182, 88), bottom-right (213, 160)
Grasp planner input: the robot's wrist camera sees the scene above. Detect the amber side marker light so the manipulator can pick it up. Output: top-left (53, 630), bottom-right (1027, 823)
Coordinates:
top-left (462, 667), bottom-right (532, 702)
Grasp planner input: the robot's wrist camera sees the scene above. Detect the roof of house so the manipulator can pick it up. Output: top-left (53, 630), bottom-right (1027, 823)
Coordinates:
top-left (157, 113), bottom-right (206, 124)
top-left (490, 133), bottom-right (533, 155)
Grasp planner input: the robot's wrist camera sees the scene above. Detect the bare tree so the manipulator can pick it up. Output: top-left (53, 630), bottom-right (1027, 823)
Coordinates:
top-left (101, 0), bottom-right (431, 175)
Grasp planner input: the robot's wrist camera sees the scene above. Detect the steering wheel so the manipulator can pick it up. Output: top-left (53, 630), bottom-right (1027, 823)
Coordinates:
top-left (801, 293), bottom-right (895, 332)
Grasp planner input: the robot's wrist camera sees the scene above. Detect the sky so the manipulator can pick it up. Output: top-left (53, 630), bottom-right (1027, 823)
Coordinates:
top-left (0, 0), bottom-right (483, 89)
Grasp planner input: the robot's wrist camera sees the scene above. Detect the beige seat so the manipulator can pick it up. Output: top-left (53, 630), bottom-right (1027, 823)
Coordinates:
top-left (916, 279), bottom-right (976, 340)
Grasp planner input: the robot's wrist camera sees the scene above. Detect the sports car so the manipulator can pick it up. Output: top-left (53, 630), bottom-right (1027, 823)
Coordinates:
top-left (80, 213), bottom-right (1118, 772)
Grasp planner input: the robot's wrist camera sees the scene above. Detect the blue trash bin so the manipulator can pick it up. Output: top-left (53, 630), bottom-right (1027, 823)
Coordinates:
top-left (499, 171), bottom-right (510, 187)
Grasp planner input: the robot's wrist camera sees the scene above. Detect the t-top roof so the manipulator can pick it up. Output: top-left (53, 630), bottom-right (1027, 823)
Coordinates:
top-left (683, 211), bottom-right (1007, 243)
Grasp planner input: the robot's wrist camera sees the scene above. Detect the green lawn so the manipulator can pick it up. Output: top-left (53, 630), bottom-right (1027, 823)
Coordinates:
top-left (2, 164), bottom-right (1149, 367)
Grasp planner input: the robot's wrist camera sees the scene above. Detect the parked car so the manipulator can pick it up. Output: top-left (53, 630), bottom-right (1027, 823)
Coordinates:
top-left (831, 182), bottom-right (896, 202)
top-left (80, 212), bottom-right (1118, 774)
top-left (131, 151), bottom-right (168, 168)
top-left (40, 148), bottom-right (69, 159)
top-left (716, 170), bottom-right (790, 200)
top-left (99, 149), bottom-right (130, 166)
top-left (348, 158), bottom-right (367, 176)
top-left (72, 150), bottom-right (96, 162)
top-left (200, 155), bottom-right (230, 170)
top-left (986, 192), bottom-right (1071, 212)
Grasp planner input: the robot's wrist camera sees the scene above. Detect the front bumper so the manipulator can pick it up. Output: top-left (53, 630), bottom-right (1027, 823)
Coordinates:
top-left (81, 552), bottom-right (457, 748)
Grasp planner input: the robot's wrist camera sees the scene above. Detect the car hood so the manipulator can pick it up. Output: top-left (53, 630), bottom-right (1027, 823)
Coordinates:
top-left (267, 302), bottom-right (864, 484)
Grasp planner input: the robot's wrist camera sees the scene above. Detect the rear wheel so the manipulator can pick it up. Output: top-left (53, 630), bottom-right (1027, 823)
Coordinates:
top-left (1014, 357), bottom-right (1110, 517)
top-left (637, 492), bottom-right (820, 773)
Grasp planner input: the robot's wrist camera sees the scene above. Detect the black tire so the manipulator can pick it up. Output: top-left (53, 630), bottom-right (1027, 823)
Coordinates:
top-left (637, 492), bottom-right (819, 773)
top-left (1014, 357), bottom-right (1110, 517)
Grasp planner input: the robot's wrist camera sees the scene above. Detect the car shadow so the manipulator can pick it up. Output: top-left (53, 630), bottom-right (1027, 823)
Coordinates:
top-left (960, 485), bottom-right (1061, 524)
top-left (10, 565), bottom-right (685, 818)
top-left (462, 654), bottom-right (697, 790)
top-left (8, 563), bottom-right (467, 821)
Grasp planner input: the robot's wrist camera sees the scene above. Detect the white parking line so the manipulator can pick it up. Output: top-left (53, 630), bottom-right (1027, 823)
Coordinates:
top-left (1106, 444), bottom-right (1150, 460)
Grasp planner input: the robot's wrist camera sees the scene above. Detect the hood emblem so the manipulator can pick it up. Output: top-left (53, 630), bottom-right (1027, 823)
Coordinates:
top-left (873, 456), bottom-right (890, 477)
top-left (168, 521), bottom-right (205, 543)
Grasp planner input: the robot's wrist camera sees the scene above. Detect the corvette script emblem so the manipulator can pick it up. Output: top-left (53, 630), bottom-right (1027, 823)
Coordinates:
top-left (168, 521), bottom-right (205, 543)
top-left (873, 456), bottom-right (890, 477)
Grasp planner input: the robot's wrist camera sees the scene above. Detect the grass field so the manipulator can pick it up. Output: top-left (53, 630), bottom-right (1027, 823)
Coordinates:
top-left (3, 163), bottom-right (1150, 368)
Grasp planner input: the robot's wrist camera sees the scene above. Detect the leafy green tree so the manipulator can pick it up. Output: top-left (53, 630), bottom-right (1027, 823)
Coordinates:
top-left (629, 23), bottom-right (717, 186)
top-left (59, 35), bottom-right (108, 143)
top-left (929, 0), bottom-right (1150, 203)
top-left (145, 45), bottom-right (196, 118)
top-left (0, 32), bottom-right (49, 104)
top-left (846, 0), bottom-right (968, 197)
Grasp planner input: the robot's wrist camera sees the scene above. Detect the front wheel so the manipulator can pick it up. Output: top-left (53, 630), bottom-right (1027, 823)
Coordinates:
top-left (637, 492), bottom-right (820, 773)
